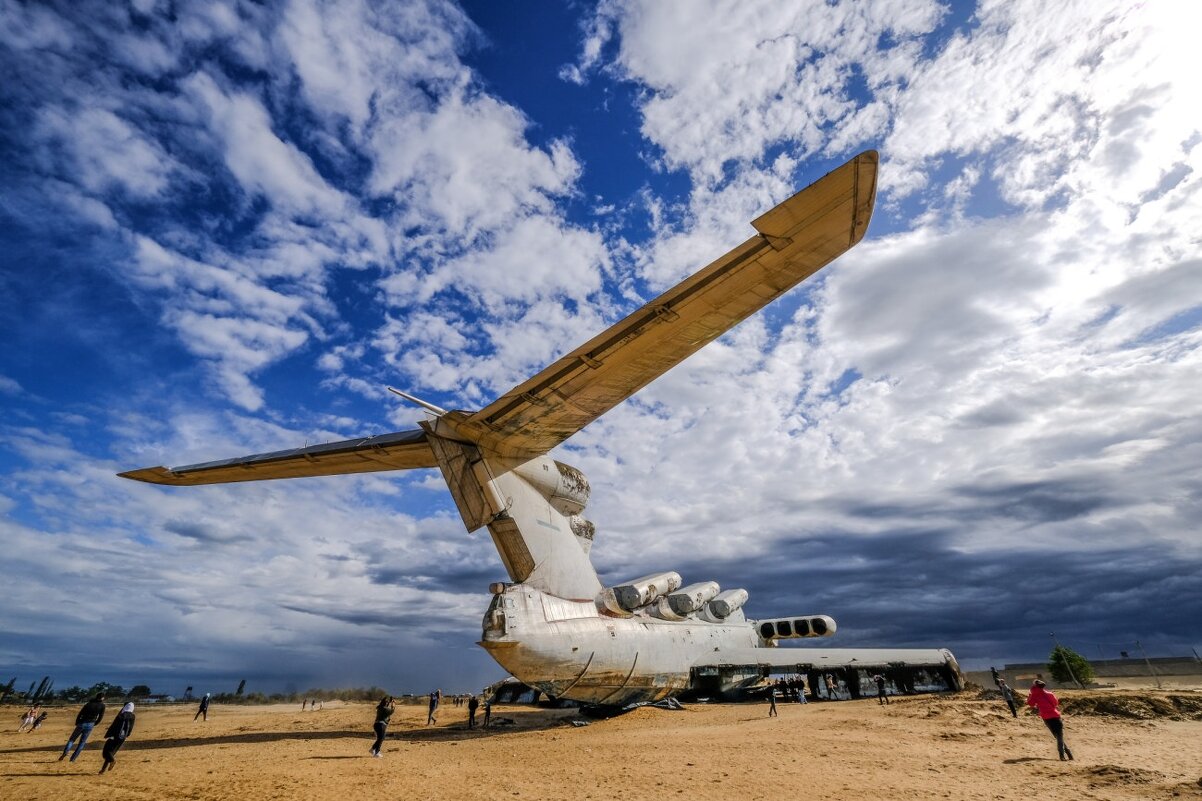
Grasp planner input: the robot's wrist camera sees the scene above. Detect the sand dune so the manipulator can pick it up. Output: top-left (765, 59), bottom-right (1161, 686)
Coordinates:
top-left (3, 686), bottom-right (1201, 800)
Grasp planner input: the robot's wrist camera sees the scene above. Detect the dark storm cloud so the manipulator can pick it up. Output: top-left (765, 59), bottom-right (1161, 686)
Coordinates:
top-left (279, 604), bottom-right (406, 629)
top-left (667, 528), bottom-right (1202, 662)
top-left (952, 479), bottom-right (1114, 524)
top-left (163, 519), bottom-right (251, 545)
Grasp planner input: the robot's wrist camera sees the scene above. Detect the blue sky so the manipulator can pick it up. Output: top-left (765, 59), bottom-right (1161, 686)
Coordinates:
top-left (1, 0), bottom-right (1200, 696)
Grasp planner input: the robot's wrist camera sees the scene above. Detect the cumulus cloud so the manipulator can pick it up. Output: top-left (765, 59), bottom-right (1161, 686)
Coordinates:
top-left (1, 0), bottom-right (1199, 695)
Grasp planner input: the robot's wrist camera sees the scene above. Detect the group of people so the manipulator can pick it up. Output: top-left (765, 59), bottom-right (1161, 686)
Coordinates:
top-left (54, 693), bottom-right (137, 773)
top-left (997, 676), bottom-right (1074, 761)
top-left (368, 690), bottom-right (493, 757)
top-left (765, 672), bottom-right (857, 715)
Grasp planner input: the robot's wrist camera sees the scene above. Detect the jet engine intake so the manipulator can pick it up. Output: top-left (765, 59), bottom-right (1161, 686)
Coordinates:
top-left (756, 615), bottom-right (837, 640)
top-left (597, 570), bottom-right (682, 614)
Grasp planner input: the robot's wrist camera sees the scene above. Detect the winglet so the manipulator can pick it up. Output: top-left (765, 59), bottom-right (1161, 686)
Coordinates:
top-left (387, 386), bottom-right (449, 416)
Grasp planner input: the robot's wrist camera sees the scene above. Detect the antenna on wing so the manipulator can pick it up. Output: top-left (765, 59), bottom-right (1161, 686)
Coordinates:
top-left (386, 386), bottom-right (449, 417)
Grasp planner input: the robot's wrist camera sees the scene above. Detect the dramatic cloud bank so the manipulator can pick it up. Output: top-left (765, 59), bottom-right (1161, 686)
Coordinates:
top-left (1, 0), bottom-right (1198, 693)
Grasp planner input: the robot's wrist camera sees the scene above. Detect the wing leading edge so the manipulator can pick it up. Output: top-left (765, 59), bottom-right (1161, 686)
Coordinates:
top-left (460, 150), bottom-right (878, 457)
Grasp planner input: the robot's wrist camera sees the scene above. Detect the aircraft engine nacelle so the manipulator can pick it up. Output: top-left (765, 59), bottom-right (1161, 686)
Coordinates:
top-left (512, 457), bottom-right (591, 516)
top-left (651, 581), bottom-right (721, 620)
top-left (597, 570), bottom-right (683, 614)
top-left (755, 615), bottom-right (837, 642)
top-left (697, 588), bottom-right (748, 622)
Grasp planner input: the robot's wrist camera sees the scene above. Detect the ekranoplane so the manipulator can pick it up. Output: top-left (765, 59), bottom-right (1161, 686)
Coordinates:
top-left (121, 151), bottom-right (962, 704)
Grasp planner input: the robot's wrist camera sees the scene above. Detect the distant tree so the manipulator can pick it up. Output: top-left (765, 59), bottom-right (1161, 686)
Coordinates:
top-left (58, 686), bottom-right (86, 702)
top-left (129, 685), bottom-right (152, 698)
top-left (235, 679), bottom-right (246, 696)
top-left (1048, 645), bottom-right (1095, 685)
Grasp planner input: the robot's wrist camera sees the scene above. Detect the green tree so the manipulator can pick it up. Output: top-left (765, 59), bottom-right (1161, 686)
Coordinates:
top-left (129, 685), bottom-right (152, 698)
top-left (1048, 645), bottom-right (1095, 685)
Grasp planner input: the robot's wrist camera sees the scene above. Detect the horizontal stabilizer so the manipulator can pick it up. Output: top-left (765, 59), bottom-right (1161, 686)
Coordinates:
top-left (465, 150), bottom-right (878, 458)
top-left (118, 428), bottom-right (436, 486)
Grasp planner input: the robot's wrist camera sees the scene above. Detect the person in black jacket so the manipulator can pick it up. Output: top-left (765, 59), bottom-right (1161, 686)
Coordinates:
top-left (99, 702), bottom-right (135, 774)
top-left (194, 693), bottom-right (211, 721)
top-left (370, 696), bottom-right (393, 757)
top-left (467, 694), bottom-right (479, 729)
top-left (60, 693), bottom-right (106, 762)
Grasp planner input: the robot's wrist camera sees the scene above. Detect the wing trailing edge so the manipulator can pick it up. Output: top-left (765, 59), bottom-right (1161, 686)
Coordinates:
top-left (118, 428), bottom-right (436, 486)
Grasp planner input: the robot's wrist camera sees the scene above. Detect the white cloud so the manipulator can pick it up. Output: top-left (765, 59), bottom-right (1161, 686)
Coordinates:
top-left (185, 71), bottom-right (352, 219)
top-left (35, 106), bottom-right (178, 199)
top-left (574, 0), bottom-right (945, 185)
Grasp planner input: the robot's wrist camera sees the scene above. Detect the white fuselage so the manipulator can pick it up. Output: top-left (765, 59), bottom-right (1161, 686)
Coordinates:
top-left (479, 584), bottom-right (760, 705)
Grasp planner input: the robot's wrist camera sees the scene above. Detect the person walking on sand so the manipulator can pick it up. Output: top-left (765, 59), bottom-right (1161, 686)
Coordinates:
top-left (998, 679), bottom-right (1018, 718)
top-left (194, 692), bottom-right (211, 721)
top-left (873, 674), bottom-right (889, 705)
top-left (1027, 679), bottom-right (1073, 760)
top-left (768, 684), bottom-right (778, 717)
top-left (427, 689), bottom-right (441, 725)
top-left (467, 694), bottom-right (479, 729)
top-left (18, 704), bottom-right (39, 732)
top-left (60, 693), bottom-right (106, 762)
top-left (483, 696), bottom-right (492, 729)
top-left (797, 677), bottom-right (808, 704)
top-left (370, 695), bottom-right (394, 757)
top-left (825, 673), bottom-right (838, 700)
top-left (99, 702), bottom-right (135, 774)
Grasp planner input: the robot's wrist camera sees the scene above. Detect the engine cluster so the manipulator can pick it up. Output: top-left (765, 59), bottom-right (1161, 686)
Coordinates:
top-left (597, 571), bottom-right (749, 623)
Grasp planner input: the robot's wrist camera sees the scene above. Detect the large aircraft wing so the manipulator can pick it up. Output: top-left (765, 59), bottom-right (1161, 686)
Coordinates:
top-left (120, 151), bottom-right (876, 484)
top-left (696, 646), bottom-right (956, 672)
top-left (118, 429), bottom-right (436, 486)
top-left (461, 150), bottom-right (878, 458)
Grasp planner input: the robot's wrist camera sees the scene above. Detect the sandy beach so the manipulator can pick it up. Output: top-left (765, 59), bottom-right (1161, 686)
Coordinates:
top-left (3, 686), bottom-right (1200, 801)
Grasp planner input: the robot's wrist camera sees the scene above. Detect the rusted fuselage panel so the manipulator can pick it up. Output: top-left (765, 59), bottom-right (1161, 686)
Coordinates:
top-left (479, 584), bottom-right (760, 706)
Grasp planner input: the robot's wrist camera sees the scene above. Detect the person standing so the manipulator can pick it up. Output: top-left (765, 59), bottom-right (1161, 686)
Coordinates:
top-left (99, 703), bottom-right (135, 774)
top-left (467, 694), bottom-right (479, 729)
top-left (426, 689), bottom-right (441, 725)
top-left (998, 679), bottom-right (1019, 718)
top-left (1027, 680), bottom-right (1073, 760)
top-left (370, 696), bottom-right (394, 757)
top-left (825, 674), bottom-right (838, 700)
top-left (797, 677), bottom-right (808, 704)
top-left (194, 693), bottom-right (211, 721)
top-left (872, 674), bottom-right (889, 705)
top-left (60, 693), bottom-right (106, 762)
top-left (768, 684), bottom-right (778, 717)
top-left (482, 696), bottom-right (492, 729)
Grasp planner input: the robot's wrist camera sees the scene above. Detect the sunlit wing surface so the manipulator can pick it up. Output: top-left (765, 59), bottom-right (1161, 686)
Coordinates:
top-left (118, 429), bottom-right (436, 486)
top-left (463, 150), bottom-right (878, 458)
top-left (695, 646), bottom-right (953, 671)
top-left (120, 151), bottom-right (876, 484)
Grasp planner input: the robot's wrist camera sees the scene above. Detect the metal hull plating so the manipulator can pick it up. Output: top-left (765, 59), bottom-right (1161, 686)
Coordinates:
top-left (480, 585), bottom-right (759, 705)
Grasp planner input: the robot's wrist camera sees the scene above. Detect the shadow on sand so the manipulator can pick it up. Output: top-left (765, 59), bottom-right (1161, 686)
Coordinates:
top-left (0, 712), bottom-right (574, 760)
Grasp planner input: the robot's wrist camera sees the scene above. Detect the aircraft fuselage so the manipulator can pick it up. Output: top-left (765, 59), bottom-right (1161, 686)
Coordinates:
top-left (479, 584), bottom-right (761, 705)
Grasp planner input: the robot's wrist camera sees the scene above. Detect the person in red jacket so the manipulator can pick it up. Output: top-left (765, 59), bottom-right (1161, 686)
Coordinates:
top-left (1027, 680), bottom-right (1073, 760)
